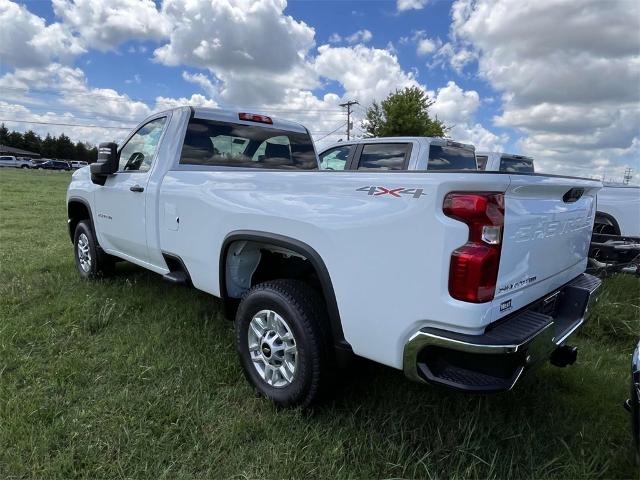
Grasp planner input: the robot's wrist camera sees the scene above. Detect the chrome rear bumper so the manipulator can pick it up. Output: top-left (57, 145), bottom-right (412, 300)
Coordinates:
top-left (403, 273), bottom-right (602, 392)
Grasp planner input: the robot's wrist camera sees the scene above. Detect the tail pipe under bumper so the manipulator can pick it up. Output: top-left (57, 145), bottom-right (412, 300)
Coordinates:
top-left (403, 273), bottom-right (602, 393)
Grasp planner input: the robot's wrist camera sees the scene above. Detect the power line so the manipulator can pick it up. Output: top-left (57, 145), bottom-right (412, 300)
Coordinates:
top-left (0, 118), bottom-right (134, 130)
top-left (313, 122), bottom-right (347, 142)
top-left (0, 117), bottom-right (348, 136)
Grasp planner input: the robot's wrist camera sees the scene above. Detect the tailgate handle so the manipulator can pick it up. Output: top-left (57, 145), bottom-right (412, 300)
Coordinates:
top-left (563, 187), bottom-right (584, 203)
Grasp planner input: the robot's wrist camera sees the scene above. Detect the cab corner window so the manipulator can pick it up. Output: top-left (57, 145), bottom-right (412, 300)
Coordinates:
top-left (118, 116), bottom-right (167, 172)
top-left (476, 155), bottom-right (488, 170)
top-left (357, 143), bottom-right (409, 170)
top-left (320, 145), bottom-right (353, 171)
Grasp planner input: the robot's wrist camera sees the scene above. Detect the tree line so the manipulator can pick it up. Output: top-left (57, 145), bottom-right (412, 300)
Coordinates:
top-left (0, 123), bottom-right (98, 162)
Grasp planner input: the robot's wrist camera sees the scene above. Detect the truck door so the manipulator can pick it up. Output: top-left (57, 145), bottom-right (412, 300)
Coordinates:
top-left (93, 116), bottom-right (167, 264)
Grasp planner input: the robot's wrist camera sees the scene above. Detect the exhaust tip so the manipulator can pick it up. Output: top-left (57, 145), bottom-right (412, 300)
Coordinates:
top-left (550, 345), bottom-right (578, 367)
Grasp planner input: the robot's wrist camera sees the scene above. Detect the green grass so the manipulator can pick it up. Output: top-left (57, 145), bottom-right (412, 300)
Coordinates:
top-left (1, 168), bottom-right (639, 479)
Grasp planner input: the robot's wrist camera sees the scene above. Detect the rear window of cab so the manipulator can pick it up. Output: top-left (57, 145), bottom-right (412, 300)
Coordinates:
top-left (179, 118), bottom-right (317, 170)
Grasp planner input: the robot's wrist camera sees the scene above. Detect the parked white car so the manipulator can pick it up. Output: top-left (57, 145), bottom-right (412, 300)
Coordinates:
top-left (0, 155), bottom-right (34, 168)
top-left (70, 161), bottom-right (89, 169)
top-left (67, 107), bottom-right (602, 407)
top-left (593, 183), bottom-right (640, 237)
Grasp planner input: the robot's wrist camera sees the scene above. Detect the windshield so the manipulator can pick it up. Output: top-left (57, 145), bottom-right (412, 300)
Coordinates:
top-left (428, 145), bottom-right (477, 171)
top-left (499, 156), bottom-right (534, 173)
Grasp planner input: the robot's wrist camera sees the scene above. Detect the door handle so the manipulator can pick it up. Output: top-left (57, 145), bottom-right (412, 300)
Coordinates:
top-left (130, 185), bottom-right (144, 192)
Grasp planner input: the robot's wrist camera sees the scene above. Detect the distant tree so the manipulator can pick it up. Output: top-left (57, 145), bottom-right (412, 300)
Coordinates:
top-left (362, 86), bottom-right (446, 138)
top-left (56, 133), bottom-right (75, 159)
top-left (74, 141), bottom-right (90, 161)
top-left (0, 124), bottom-right (98, 160)
top-left (42, 133), bottom-right (56, 158)
top-left (88, 146), bottom-right (98, 163)
top-left (22, 130), bottom-right (42, 153)
top-left (0, 123), bottom-right (8, 145)
top-left (7, 131), bottom-right (24, 149)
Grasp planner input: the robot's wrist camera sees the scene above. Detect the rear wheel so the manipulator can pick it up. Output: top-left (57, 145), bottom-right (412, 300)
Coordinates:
top-left (73, 220), bottom-right (114, 279)
top-left (235, 279), bottom-right (331, 408)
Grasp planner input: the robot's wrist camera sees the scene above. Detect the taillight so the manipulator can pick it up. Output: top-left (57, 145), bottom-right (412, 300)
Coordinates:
top-left (443, 192), bottom-right (504, 303)
top-left (239, 112), bottom-right (273, 124)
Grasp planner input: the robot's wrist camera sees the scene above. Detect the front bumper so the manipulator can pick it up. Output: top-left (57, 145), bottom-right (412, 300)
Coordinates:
top-left (403, 273), bottom-right (602, 392)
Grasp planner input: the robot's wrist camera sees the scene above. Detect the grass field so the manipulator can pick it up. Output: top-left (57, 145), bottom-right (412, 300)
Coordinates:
top-left (1, 168), bottom-right (638, 479)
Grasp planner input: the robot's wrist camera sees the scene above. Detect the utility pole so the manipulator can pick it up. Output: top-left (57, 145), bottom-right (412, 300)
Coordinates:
top-left (339, 100), bottom-right (358, 140)
top-left (623, 167), bottom-right (633, 185)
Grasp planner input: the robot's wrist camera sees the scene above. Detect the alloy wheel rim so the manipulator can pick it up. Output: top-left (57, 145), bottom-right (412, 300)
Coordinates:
top-left (77, 233), bottom-right (92, 272)
top-left (247, 309), bottom-right (297, 388)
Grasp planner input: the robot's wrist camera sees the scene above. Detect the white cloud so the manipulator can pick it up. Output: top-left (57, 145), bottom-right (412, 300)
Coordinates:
top-left (397, 0), bottom-right (429, 12)
top-left (431, 81), bottom-right (479, 124)
top-left (0, 100), bottom-right (133, 145)
top-left (431, 81), bottom-right (506, 151)
top-left (155, 0), bottom-right (314, 73)
top-left (450, 0), bottom-right (640, 175)
top-left (329, 29), bottom-right (373, 45)
top-left (52, 0), bottom-right (169, 51)
top-left (0, 0), bottom-right (84, 68)
top-left (155, 94), bottom-right (218, 110)
top-left (182, 71), bottom-right (218, 97)
top-left (416, 37), bottom-right (437, 56)
top-left (346, 29), bottom-right (373, 44)
top-left (153, 0), bottom-right (317, 105)
top-left (314, 44), bottom-right (420, 107)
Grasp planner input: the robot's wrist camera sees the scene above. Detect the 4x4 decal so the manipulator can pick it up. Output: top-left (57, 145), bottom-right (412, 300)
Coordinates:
top-left (356, 186), bottom-right (426, 198)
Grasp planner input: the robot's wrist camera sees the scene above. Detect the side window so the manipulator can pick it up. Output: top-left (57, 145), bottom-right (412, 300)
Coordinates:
top-left (357, 143), bottom-right (409, 170)
top-left (319, 145), bottom-right (352, 171)
top-left (118, 117), bottom-right (167, 172)
top-left (476, 155), bottom-right (488, 170)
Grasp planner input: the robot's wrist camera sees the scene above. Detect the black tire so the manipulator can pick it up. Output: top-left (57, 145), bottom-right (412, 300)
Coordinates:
top-left (73, 220), bottom-right (115, 279)
top-left (235, 279), bottom-right (332, 408)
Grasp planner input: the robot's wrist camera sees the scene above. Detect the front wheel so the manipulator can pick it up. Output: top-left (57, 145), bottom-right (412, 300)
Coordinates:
top-left (73, 220), bottom-right (114, 279)
top-left (235, 279), bottom-right (332, 408)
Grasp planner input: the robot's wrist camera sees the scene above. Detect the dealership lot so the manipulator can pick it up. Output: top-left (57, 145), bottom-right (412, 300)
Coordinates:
top-left (0, 169), bottom-right (637, 478)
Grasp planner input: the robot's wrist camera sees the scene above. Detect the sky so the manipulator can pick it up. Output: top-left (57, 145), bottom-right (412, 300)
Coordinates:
top-left (0, 0), bottom-right (638, 181)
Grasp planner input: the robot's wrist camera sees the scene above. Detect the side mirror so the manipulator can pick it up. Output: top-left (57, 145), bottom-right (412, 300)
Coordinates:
top-left (90, 142), bottom-right (118, 185)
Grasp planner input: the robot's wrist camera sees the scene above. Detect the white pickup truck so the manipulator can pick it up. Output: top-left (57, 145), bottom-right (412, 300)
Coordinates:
top-left (0, 155), bottom-right (31, 168)
top-left (68, 108), bottom-right (602, 407)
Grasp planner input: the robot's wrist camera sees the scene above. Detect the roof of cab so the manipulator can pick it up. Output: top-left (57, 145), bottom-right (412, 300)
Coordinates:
top-left (190, 107), bottom-right (308, 134)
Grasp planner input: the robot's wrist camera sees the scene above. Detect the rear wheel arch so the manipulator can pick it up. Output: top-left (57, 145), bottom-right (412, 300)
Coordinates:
top-left (594, 211), bottom-right (621, 235)
top-left (219, 231), bottom-right (352, 358)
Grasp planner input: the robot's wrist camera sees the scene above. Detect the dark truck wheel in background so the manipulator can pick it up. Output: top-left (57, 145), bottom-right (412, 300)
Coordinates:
top-left (235, 279), bottom-right (332, 408)
top-left (73, 220), bottom-right (115, 279)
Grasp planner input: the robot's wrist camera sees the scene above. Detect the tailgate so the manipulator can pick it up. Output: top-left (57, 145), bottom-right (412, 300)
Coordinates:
top-left (492, 175), bottom-right (601, 320)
